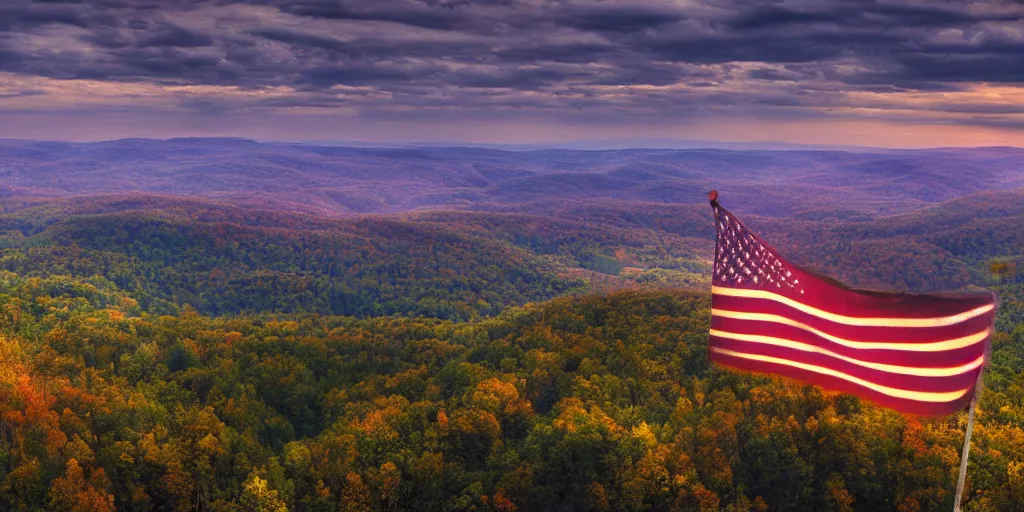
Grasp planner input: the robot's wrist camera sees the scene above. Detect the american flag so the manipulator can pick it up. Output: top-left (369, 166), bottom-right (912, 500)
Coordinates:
top-left (708, 193), bottom-right (997, 415)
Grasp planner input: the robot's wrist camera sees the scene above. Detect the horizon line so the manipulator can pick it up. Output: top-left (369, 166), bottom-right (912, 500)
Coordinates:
top-left (1, 136), bottom-right (1022, 153)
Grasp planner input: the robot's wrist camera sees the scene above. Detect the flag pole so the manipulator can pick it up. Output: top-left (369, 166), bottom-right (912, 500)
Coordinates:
top-left (953, 373), bottom-right (984, 512)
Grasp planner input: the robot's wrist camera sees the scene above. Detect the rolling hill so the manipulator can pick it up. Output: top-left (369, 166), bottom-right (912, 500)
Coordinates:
top-left (0, 184), bottom-right (1021, 321)
top-left (0, 194), bottom-right (715, 319)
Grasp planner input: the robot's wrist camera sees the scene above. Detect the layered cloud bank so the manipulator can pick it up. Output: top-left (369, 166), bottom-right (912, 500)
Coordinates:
top-left (1, 0), bottom-right (1023, 146)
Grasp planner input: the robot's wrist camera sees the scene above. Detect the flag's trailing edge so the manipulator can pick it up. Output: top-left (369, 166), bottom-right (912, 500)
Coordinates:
top-left (708, 192), bottom-right (997, 416)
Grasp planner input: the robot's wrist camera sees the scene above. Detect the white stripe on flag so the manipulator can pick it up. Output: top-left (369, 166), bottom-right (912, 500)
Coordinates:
top-left (712, 309), bottom-right (991, 352)
top-left (710, 329), bottom-right (986, 376)
top-left (712, 286), bottom-right (994, 327)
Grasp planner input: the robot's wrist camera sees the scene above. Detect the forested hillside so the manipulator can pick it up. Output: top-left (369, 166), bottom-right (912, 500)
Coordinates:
top-left (0, 196), bottom-right (712, 320)
top-left (0, 141), bottom-right (1022, 511)
top-left (0, 275), bottom-right (1022, 511)
top-left (2, 188), bottom-right (1021, 323)
top-left (0, 191), bottom-right (1019, 512)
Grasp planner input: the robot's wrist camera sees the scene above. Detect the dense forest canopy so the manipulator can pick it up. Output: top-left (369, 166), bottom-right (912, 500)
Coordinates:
top-left (0, 273), bottom-right (1022, 511)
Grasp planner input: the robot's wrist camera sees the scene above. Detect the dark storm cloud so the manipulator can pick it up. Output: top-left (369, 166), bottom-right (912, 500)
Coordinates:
top-left (303, 63), bottom-right (441, 87)
top-left (137, 24), bottom-right (215, 48)
top-left (249, 27), bottom-right (491, 61)
top-left (275, 0), bottom-right (473, 32)
top-left (0, 3), bottom-right (90, 30)
top-left (1, 0), bottom-right (1024, 131)
top-left (729, 1), bottom-right (1023, 30)
top-left (494, 42), bottom-right (616, 64)
top-left (547, 2), bottom-right (687, 33)
top-left (248, 27), bottom-right (349, 53)
top-left (893, 53), bottom-right (1024, 84)
top-left (638, 33), bottom-right (850, 64)
top-left (728, 3), bottom-right (969, 31)
top-left (449, 65), bottom-right (583, 90)
top-left (748, 67), bottom-right (804, 82)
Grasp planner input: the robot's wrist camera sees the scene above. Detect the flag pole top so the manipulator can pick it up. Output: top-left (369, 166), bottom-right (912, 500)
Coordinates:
top-left (708, 190), bottom-right (718, 203)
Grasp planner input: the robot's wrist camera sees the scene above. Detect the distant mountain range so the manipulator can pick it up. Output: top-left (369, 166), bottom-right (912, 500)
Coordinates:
top-left (290, 138), bottom-right (898, 152)
top-left (2, 138), bottom-right (1024, 219)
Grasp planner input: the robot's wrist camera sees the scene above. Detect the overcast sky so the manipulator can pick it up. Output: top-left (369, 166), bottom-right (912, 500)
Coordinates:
top-left (1, 0), bottom-right (1023, 147)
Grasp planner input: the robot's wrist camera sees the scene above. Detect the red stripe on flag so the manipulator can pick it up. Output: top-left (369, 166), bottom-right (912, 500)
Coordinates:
top-left (709, 348), bottom-right (979, 416)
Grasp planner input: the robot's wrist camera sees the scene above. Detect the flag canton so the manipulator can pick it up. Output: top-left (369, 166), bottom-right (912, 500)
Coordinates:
top-left (713, 204), bottom-right (803, 294)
